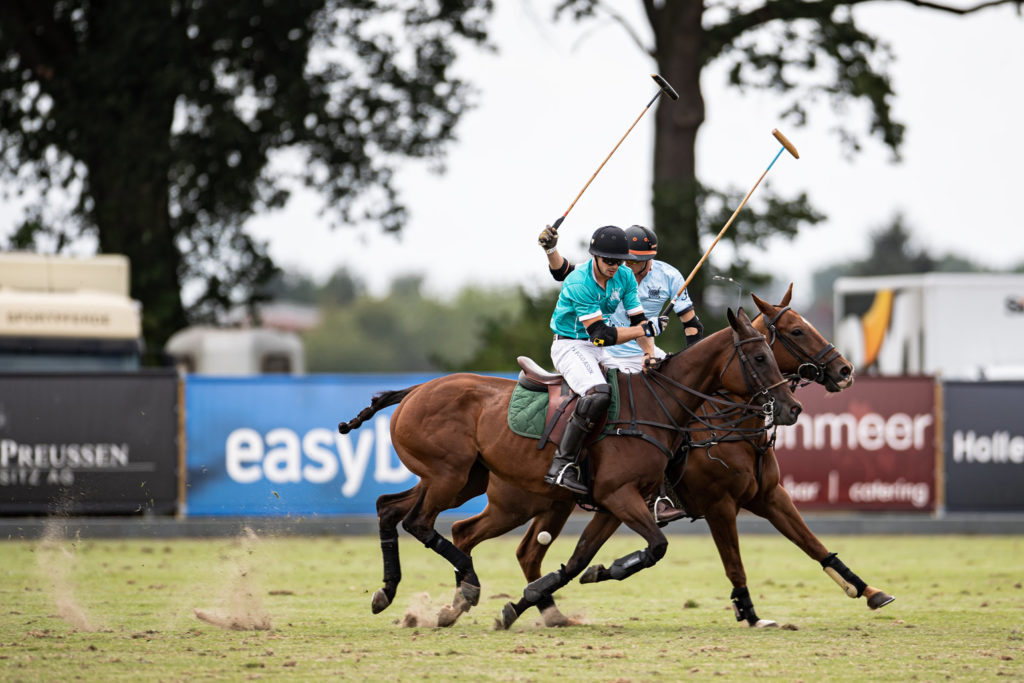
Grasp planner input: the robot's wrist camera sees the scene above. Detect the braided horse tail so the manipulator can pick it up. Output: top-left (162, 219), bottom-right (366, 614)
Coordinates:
top-left (338, 386), bottom-right (420, 434)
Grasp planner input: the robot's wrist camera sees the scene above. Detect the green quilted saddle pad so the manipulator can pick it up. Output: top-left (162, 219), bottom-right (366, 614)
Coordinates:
top-left (507, 368), bottom-right (620, 439)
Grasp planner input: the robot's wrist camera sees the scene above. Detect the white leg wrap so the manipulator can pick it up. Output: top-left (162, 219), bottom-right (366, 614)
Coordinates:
top-left (824, 566), bottom-right (859, 598)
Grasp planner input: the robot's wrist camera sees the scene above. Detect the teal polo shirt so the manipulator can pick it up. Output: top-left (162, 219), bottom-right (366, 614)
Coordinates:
top-left (549, 260), bottom-right (643, 339)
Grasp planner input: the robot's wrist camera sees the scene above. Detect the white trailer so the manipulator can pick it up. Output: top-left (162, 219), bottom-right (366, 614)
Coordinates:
top-left (833, 273), bottom-right (1024, 379)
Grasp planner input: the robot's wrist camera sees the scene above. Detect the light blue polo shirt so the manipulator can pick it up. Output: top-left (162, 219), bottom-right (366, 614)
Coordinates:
top-left (606, 260), bottom-right (693, 358)
top-left (550, 260), bottom-right (643, 340)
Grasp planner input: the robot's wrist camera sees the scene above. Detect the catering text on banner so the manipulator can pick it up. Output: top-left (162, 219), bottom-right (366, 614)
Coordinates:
top-left (773, 376), bottom-right (937, 511)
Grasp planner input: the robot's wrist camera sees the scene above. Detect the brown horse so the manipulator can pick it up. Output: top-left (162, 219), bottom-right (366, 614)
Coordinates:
top-left (337, 307), bottom-right (802, 626)
top-left (447, 285), bottom-right (894, 628)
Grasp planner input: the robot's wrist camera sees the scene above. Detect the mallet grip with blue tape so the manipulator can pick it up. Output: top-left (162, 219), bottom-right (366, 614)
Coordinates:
top-left (659, 129), bottom-right (800, 316)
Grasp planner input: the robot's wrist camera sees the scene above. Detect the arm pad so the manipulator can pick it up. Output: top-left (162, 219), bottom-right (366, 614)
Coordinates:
top-left (586, 320), bottom-right (618, 347)
top-left (628, 312), bottom-right (645, 326)
top-left (683, 315), bottom-right (704, 346)
top-left (550, 259), bottom-right (573, 282)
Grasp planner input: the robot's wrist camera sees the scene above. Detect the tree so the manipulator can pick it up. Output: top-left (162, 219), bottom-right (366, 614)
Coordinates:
top-left (555, 0), bottom-right (1018, 316)
top-left (0, 1), bottom-right (492, 358)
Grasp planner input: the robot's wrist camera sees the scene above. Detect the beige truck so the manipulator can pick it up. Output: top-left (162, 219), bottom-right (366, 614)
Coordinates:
top-left (0, 252), bottom-right (143, 371)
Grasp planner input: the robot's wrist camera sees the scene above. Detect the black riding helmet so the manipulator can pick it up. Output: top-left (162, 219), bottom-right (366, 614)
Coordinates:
top-left (625, 225), bottom-right (658, 261)
top-left (588, 225), bottom-right (630, 260)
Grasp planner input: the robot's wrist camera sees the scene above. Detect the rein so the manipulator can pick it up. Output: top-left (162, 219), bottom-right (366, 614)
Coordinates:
top-left (605, 329), bottom-right (782, 459)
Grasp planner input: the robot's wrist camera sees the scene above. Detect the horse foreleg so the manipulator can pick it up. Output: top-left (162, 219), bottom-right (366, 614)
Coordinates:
top-left (704, 503), bottom-right (777, 628)
top-left (498, 510), bottom-right (623, 630)
top-left (372, 486), bottom-right (422, 614)
top-left (576, 489), bottom-right (668, 585)
top-left (439, 476), bottom-right (536, 627)
top-left (402, 490), bottom-right (482, 622)
top-left (748, 485), bottom-right (895, 611)
top-left (515, 502), bottom-right (575, 626)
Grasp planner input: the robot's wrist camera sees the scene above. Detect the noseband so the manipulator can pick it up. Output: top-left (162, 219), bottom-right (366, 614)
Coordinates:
top-left (763, 305), bottom-right (842, 386)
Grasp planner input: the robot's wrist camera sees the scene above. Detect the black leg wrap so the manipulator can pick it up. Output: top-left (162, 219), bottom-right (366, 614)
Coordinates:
top-left (821, 552), bottom-right (867, 598)
top-left (608, 549), bottom-right (656, 581)
top-left (424, 530), bottom-right (474, 575)
top-left (730, 586), bottom-right (760, 624)
top-left (523, 567), bottom-right (567, 603)
top-left (380, 528), bottom-right (401, 583)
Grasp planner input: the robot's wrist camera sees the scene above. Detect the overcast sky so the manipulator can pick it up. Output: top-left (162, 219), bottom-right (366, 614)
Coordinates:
top-left (5, 2), bottom-right (1022, 310)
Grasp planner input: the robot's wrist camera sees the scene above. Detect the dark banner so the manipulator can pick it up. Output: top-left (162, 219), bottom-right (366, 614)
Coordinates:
top-left (773, 376), bottom-right (937, 512)
top-left (0, 372), bottom-right (179, 515)
top-left (943, 381), bottom-right (1024, 512)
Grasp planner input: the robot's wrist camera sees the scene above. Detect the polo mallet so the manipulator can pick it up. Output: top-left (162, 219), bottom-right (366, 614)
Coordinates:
top-left (659, 129), bottom-right (800, 316)
top-left (550, 74), bottom-right (678, 232)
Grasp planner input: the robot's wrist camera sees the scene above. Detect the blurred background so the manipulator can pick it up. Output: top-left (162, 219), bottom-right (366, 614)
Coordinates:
top-left (1, 0), bottom-right (1022, 522)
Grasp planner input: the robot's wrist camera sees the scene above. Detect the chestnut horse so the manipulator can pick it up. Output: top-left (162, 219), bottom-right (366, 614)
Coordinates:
top-left (337, 308), bottom-right (802, 626)
top-left (447, 286), bottom-right (894, 628)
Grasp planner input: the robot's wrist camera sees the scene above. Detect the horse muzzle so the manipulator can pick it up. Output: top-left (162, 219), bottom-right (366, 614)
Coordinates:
top-left (774, 398), bottom-right (802, 426)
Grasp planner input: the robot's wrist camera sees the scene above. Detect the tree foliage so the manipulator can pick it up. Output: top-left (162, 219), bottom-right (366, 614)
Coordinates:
top-left (554, 0), bottom-right (1018, 311)
top-left (0, 0), bottom-right (493, 357)
top-left (299, 274), bottom-right (523, 372)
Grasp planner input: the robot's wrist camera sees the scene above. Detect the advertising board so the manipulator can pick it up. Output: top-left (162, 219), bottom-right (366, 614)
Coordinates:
top-left (185, 374), bottom-right (507, 516)
top-left (773, 376), bottom-right (937, 511)
top-left (0, 371), bottom-right (179, 514)
top-left (943, 381), bottom-right (1024, 512)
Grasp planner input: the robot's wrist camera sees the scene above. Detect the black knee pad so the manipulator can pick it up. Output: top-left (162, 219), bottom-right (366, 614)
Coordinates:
top-left (577, 384), bottom-right (611, 420)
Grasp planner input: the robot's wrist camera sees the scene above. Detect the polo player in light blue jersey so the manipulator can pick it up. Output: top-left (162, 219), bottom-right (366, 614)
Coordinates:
top-left (545, 225), bottom-right (668, 495)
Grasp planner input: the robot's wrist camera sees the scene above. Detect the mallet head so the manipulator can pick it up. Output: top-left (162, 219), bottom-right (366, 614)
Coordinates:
top-left (772, 129), bottom-right (800, 159)
top-left (651, 73), bottom-right (679, 101)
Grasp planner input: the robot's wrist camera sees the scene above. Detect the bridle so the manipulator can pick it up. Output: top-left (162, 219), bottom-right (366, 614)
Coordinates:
top-left (606, 326), bottom-right (790, 460)
top-left (724, 331), bottom-right (790, 425)
top-left (761, 305), bottom-right (843, 388)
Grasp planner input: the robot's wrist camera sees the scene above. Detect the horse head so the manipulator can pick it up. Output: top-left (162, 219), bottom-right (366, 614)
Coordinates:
top-left (750, 283), bottom-right (855, 393)
top-left (721, 307), bottom-right (803, 427)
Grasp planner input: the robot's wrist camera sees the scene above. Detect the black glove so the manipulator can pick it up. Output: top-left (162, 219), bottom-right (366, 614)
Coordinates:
top-left (641, 315), bottom-right (670, 337)
top-left (538, 225), bottom-right (559, 251)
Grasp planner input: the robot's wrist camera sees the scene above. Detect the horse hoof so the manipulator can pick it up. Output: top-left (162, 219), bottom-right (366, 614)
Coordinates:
top-left (752, 619), bottom-right (778, 628)
top-left (437, 604), bottom-right (461, 628)
top-left (371, 589), bottom-right (391, 614)
top-left (579, 565), bottom-right (603, 584)
top-left (866, 590), bottom-right (895, 610)
top-left (459, 581), bottom-right (481, 607)
top-left (498, 602), bottom-right (518, 630)
top-left (540, 605), bottom-right (570, 628)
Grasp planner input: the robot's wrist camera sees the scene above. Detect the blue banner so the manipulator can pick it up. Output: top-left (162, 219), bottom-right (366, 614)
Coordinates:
top-left (185, 374), bottom-right (512, 516)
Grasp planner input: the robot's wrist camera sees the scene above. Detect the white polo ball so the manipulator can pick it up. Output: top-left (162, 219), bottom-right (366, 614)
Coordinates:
top-left (536, 531), bottom-right (552, 545)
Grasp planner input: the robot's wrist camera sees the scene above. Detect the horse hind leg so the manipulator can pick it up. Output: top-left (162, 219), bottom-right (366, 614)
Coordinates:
top-left (372, 486), bottom-right (422, 615)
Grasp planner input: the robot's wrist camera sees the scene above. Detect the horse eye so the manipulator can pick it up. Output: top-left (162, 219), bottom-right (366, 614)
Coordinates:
top-left (791, 329), bottom-right (803, 336)
top-left (755, 354), bottom-right (766, 363)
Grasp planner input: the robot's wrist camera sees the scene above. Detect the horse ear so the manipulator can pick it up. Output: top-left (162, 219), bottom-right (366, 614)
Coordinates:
top-left (726, 307), bottom-right (737, 327)
top-left (751, 292), bottom-right (772, 316)
top-left (780, 282), bottom-right (794, 307)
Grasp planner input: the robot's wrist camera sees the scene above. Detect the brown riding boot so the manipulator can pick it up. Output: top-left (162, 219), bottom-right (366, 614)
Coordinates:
top-left (650, 484), bottom-right (687, 527)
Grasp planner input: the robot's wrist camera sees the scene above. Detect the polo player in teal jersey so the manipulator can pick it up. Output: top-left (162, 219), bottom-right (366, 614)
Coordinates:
top-left (545, 225), bottom-right (668, 495)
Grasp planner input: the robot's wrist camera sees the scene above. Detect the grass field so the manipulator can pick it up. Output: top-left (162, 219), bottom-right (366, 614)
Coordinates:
top-left (1, 523), bottom-right (1022, 681)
